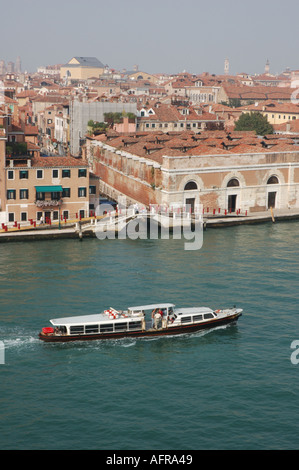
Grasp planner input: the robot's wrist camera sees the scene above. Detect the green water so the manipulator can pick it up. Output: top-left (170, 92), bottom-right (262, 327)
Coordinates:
top-left (1, 222), bottom-right (299, 450)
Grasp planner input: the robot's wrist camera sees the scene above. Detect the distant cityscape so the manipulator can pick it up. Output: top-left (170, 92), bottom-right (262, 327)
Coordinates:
top-left (1, 54), bottom-right (299, 232)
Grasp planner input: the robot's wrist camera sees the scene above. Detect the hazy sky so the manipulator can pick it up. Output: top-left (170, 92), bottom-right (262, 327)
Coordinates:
top-left (2, 0), bottom-right (299, 76)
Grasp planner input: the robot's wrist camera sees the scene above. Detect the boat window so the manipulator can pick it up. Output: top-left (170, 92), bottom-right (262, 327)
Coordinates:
top-left (100, 323), bottom-right (114, 333)
top-left (204, 313), bottom-right (214, 320)
top-left (128, 321), bottom-right (142, 330)
top-left (114, 322), bottom-right (128, 332)
top-left (193, 314), bottom-right (203, 322)
top-left (181, 316), bottom-right (191, 323)
top-left (85, 325), bottom-right (99, 334)
top-left (168, 307), bottom-right (173, 315)
top-left (70, 325), bottom-right (84, 335)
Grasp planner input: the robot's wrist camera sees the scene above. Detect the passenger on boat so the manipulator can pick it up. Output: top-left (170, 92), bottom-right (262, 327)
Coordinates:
top-left (154, 311), bottom-right (160, 329)
top-left (154, 309), bottom-right (163, 329)
top-left (151, 309), bottom-right (157, 328)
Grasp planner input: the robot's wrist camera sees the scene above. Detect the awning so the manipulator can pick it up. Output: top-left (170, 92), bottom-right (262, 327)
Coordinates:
top-left (35, 185), bottom-right (63, 192)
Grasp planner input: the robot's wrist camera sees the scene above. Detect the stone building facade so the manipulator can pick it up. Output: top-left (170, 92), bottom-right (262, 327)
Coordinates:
top-left (84, 130), bottom-right (299, 213)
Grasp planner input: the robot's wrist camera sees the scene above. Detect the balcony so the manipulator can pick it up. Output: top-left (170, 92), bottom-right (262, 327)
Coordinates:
top-left (35, 199), bottom-right (63, 208)
top-left (35, 185), bottom-right (63, 208)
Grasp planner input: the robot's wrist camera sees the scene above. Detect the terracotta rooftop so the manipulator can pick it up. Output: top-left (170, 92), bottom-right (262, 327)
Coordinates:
top-left (93, 129), bottom-right (299, 162)
top-left (31, 156), bottom-right (88, 168)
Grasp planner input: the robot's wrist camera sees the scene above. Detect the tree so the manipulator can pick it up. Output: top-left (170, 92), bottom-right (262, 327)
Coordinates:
top-left (234, 112), bottom-right (273, 135)
top-left (87, 120), bottom-right (108, 134)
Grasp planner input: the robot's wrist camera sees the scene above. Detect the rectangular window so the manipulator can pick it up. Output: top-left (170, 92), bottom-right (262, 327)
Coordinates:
top-left (36, 170), bottom-right (43, 179)
top-left (52, 169), bottom-right (59, 178)
top-left (193, 314), bottom-right (203, 322)
top-left (89, 185), bottom-right (96, 195)
top-left (36, 192), bottom-right (45, 201)
top-left (114, 322), bottom-right (128, 332)
top-left (21, 212), bottom-right (27, 222)
top-left (51, 192), bottom-right (60, 200)
top-left (100, 323), bottom-right (114, 333)
top-left (8, 213), bottom-right (14, 222)
top-left (63, 210), bottom-right (69, 220)
top-left (62, 169), bottom-right (70, 178)
top-left (19, 170), bottom-right (28, 179)
top-left (85, 325), bottom-right (99, 334)
top-left (53, 211), bottom-right (59, 220)
top-left (7, 189), bottom-right (16, 200)
top-left (37, 212), bottom-right (43, 221)
top-left (128, 321), bottom-right (142, 330)
top-left (70, 326), bottom-right (84, 335)
top-left (79, 210), bottom-right (85, 219)
top-left (8, 170), bottom-right (14, 180)
top-left (204, 313), bottom-right (214, 320)
top-left (78, 187), bottom-right (87, 197)
top-left (78, 169), bottom-right (87, 178)
top-left (181, 316), bottom-right (191, 324)
top-left (62, 188), bottom-right (70, 198)
top-left (20, 189), bottom-right (29, 199)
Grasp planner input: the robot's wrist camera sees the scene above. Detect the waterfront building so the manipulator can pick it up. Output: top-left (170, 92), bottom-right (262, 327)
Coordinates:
top-left (0, 112), bottom-right (99, 226)
top-left (84, 130), bottom-right (299, 213)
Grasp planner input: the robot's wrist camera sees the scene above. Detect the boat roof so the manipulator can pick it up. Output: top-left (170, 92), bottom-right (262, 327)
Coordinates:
top-left (175, 307), bottom-right (213, 314)
top-left (50, 313), bottom-right (108, 326)
top-left (50, 304), bottom-right (176, 326)
top-left (128, 303), bottom-right (175, 310)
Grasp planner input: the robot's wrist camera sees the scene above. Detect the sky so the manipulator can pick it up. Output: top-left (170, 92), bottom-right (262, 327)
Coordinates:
top-left (1, 0), bottom-right (299, 76)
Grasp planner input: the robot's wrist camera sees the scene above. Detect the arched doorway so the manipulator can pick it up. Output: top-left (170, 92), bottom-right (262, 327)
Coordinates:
top-left (267, 176), bottom-right (279, 209)
top-left (184, 181), bottom-right (198, 213)
top-left (227, 178), bottom-right (240, 212)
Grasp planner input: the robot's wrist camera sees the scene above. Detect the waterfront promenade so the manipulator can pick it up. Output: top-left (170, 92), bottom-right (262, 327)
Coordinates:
top-left (0, 208), bottom-right (298, 242)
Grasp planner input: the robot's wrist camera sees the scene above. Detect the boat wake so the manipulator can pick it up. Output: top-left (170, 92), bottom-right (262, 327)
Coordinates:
top-left (3, 330), bottom-right (40, 350)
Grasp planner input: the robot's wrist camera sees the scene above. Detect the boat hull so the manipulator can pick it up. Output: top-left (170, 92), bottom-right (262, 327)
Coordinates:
top-left (39, 311), bottom-right (242, 343)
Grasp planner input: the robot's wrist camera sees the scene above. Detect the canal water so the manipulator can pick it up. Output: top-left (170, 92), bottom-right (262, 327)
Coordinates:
top-left (0, 221), bottom-right (299, 450)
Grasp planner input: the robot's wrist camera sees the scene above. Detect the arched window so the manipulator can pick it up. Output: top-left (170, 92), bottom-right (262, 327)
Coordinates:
top-left (184, 181), bottom-right (198, 190)
top-left (267, 176), bottom-right (279, 184)
top-left (227, 178), bottom-right (240, 187)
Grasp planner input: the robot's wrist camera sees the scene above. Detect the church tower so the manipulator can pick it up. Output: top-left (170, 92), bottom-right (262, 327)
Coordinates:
top-left (224, 58), bottom-right (229, 75)
top-left (265, 59), bottom-right (270, 74)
